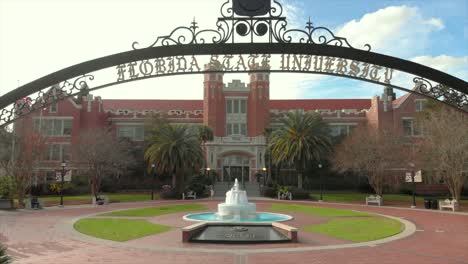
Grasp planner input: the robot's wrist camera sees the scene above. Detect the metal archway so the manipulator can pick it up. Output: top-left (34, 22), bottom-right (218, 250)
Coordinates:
top-left (1, 0), bottom-right (466, 128)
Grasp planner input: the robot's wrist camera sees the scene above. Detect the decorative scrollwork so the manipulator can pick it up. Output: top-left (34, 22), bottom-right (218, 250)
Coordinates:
top-left (0, 74), bottom-right (94, 126)
top-left (276, 18), bottom-right (371, 51)
top-left (413, 77), bottom-right (468, 109)
top-left (132, 0), bottom-right (371, 51)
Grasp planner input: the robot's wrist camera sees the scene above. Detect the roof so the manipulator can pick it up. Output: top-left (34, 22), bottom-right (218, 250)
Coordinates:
top-left (270, 99), bottom-right (371, 110)
top-left (102, 100), bottom-right (203, 111)
top-left (392, 94), bottom-right (411, 107)
top-left (102, 99), bottom-right (372, 111)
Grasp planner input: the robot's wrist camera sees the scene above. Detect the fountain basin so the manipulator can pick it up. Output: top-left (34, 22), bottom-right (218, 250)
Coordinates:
top-left (183, 212), bottom-right (293, 223)
top-left (182, 222), bottom-right (298, 243)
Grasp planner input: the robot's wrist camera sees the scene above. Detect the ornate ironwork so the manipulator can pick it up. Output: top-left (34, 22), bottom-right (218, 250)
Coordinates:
top-left (0, 75), bottom-right (94, 125)
top-left (413, 77), bottom-right (468, 110)
top-left (132, 0), bottom-right (371, 51)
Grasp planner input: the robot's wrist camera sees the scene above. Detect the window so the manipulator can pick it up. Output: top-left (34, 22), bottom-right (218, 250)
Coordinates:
top-left (415, 100), bottom-right (427, 112)
top-left (50, 102), bottom-right (58, 113)
top-left (226, 123), bottom-right (247, 136)
top-left (233, 123), bottom-right (239, 134)
top-left (240, 100), bottom-right (246, 113)
top-left (34, 119), bottom-right (72, 136)
top-left (329, 124), bottom-right (355, 137)
top-left (403, 119), bottom-right (423, 137)
top-left (233, 99), bottom-right (239, 113)
top-left (226, 99), bottom-right (247, 114)
top-left (46, 171), bottom-right (56, 182)
top-left (240, 123), bottom-right (246, 135)
top-left (117, 125), bottom-right (144, 141)
top-left (45, 144), bottom-right (71, 161)
top-left (227, 100), bottom-right (232, 114)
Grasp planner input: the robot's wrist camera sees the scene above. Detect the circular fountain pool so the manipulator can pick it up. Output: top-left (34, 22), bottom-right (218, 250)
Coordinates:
top-left (183, 212), bottom-right (293, 222)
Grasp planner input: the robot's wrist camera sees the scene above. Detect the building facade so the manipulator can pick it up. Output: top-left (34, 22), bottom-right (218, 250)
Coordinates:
top-left (16, 70), bottom-right (429, 184)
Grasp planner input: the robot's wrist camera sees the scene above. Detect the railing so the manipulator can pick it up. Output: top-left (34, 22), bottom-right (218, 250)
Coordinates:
top-left (210, 136), bottom-right (266, 144)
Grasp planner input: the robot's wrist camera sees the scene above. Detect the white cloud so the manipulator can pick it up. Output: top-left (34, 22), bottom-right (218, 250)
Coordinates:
top-left (411, 55), bottom-right (467, 76)
top-left (424, 18), bottom-right (445, 30)
top-left (336, 6), bottom-right (444, 56)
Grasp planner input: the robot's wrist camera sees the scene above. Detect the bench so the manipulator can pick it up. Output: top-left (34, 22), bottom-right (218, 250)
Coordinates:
top-left (366, 195), bottom-right (383, 206)
top-left (277, 191), bottom-right (292, 200)
top-left (25, 197), bottom-right (44, 209)
top-left (438, 199), bottom-right (459, 212)
top-left (272, 222), bottom-right (298, 242)
top-left (93, 195), bottom-right (109, 205)
top-left (182, 191), bottom-right (197, 200)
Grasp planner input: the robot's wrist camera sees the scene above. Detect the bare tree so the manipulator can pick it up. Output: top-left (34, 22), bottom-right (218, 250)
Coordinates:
top-left (417, 107), bottom-right (468, 201)
top-left (0, 128), bottom-right (45, 207)
top-left (75, 128), bottom-right (135, 202)
top-left (333, 126), bottom-right (407, 196)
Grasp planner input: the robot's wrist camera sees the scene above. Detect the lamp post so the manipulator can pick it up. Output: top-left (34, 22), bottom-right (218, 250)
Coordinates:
top-left (206, 167), bottom-right (211, 183)
top-left (409, 163), bottom-right (416, 208)
top-left (262, 167), bottom-right (267, 187)
top-left (60, 160), bottom-right (66, 207)
top-left (318, 164), bottom-right (323, 202)
top-left (151, 163), bottom-right (156, 200)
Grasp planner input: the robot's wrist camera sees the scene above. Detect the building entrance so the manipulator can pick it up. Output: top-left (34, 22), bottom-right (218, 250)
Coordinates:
top-left (223, 166), bottom-right (250, 185)
top-left (222, 154), bottom-right (250, 185)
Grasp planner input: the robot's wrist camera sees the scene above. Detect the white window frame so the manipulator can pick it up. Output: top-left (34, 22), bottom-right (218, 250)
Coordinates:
top-left (116, 124), bottom-right (144, 141)
top-left (415, 99), bottom-right (427, 112)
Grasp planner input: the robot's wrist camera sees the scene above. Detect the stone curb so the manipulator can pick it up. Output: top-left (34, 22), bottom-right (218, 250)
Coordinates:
top-left (61, 203), bottom-right (417, 254)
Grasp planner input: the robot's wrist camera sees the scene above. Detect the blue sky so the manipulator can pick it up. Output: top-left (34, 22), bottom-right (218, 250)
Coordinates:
top-left (0, 0), bottom-right (466, 100)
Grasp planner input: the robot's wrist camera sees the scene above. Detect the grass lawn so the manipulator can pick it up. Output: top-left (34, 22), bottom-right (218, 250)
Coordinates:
top-left (74, 218), bottom-right (170, 241)
top-left (102, 203), bottom-right (206, 217)
top-left (304, 217), bottom-right (403, 242)
top-left (270, 204), bottom-right (371, 217)
top-left (308, 193), bottom-right (428, 203)
top-left (308, 193), bottom-right (468, 203)
top-left (39, 193), bottom-right (157, 203)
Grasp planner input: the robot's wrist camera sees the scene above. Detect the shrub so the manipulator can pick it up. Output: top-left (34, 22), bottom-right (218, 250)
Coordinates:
top-left (160, 185), bottom-right (180, 199)
top-left (0, 243), bottom-right (11, 264)
top-left (49, 182), bottom-right (73, 195)
top-left (399, 185), bottom-right (413, 195)
top-left (357, 182), bottom-right (374, 193)
top-left (262, 186), bottom-right (277, 198)
top-left (0, 177), bottom-right (15, 199)
top-left (185, 175), bottom-right (212, 197)
top-left (289, 187), bottom-right (310, 200)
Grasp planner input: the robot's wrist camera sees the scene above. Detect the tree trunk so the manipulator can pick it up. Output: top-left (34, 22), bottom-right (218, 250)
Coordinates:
top-left (17, 191), bottom-right (25, 209)
top-left (297, 172), bottom-right (303, 189)
top-left (172, 173), bottom-right (176, 188)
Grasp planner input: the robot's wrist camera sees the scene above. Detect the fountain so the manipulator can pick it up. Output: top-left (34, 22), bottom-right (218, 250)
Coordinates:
top-left (182, 178), bottom-right (296, 243)
top-left (183, 178), bottom-right (292, 222)
top-left (217, 178), bottom-right (256, 220)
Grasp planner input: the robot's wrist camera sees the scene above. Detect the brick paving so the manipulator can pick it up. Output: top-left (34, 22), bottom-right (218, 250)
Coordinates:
top-left (0, 199), bottom-right (467, 264)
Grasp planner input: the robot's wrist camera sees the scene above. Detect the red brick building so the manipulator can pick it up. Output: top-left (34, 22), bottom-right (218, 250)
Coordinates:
top-left (18, 71), bottom-right (429, 185)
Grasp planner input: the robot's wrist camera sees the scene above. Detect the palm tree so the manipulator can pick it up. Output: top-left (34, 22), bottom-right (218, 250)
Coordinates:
top-left (269, 111), bottom-right (331, 189)
top-left (197, 125), bottom-right (214, 172)
top-left (0, 243), bottom-right (11, 264)
top-left (145, 124), bottom-right (203, 193)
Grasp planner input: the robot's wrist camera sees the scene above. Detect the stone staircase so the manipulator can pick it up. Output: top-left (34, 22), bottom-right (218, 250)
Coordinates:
top-left (213, 181), bottom-right (261, 198)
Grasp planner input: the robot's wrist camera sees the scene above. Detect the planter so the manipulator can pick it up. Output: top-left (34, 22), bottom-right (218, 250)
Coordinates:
top-left (0, 199), bottom-right (14, 209)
